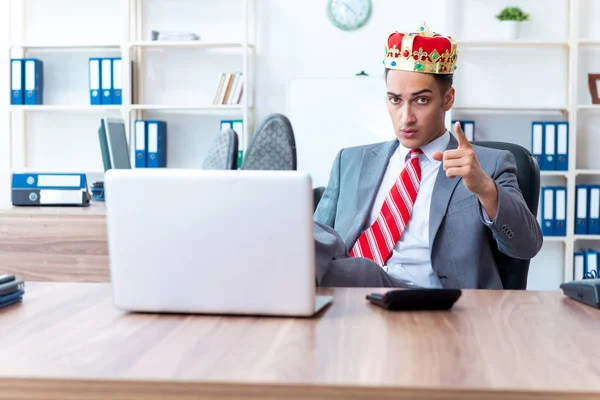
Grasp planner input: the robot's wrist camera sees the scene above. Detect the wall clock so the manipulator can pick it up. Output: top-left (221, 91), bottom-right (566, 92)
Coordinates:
top-left (327, 0), bottom-right (372, 31)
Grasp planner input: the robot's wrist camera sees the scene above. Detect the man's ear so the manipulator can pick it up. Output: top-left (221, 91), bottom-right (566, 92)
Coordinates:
top-left (443, 87), bottom-right (455, 111)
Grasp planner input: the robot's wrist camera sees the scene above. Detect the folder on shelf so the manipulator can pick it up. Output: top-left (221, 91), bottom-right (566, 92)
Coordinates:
top-left (585, 249), bottom-right (599, 278)
top-left (147, 121), bottom-right (167, 168)
top-left (555, 186), bottom-right (567, 236)
top-left (221, 119), bottom-right (233, 132)
top-left (134, 120), bottom-right (147, 168)
top-left (10, 59), bottom-right (23, 105)
top-left (89, 58), bottom-right (101, 105)
top-left (556, 122), bottom-right (568, 171)
top-left (589, 185), bottom-right (600, 235)
top-left (576, 185), bottom-right (589, 235)
top-left (541, 186), bottom-right (555, 236)
top-left (452, 120), bottom-right (475, 141)
top-left (101, 58), bottom-right (113, 105)
top-left (11, 173), bottom-right (90, 206)
top-left (574, 251), bottom-right (585, 281)
top-left (111, 58), bottom-right (123, 105)
top-left (24, 58), bottom-right (43, 105)
top-left (232, 120), bottom-right (244, 168)
top-left (542, 122), bottom-right (556, 171)
top-left (531, 122), bottom-right (544, 169)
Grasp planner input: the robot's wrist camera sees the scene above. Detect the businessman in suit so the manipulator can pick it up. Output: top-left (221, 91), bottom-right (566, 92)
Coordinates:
top-left (313, 24), bottom-right (543, 289)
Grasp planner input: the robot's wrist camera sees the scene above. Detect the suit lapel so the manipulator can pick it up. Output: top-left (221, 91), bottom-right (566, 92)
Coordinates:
top-left (429, 134), bottom-right (461, 247)
top-left (346, 140), bottom-right (399, 249)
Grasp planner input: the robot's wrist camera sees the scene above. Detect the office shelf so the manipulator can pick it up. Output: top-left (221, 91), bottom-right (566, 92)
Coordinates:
top-left (9, 105), bottom-right (123, 112)
top-left (128, 105), bottom-right (247, 114)
top-left (575, 169), bottom-right (600, 176)
top-left (10, 43), bottom-right (121, 51)
top-left (452, 105), bottom-right (569, 112)
top-left (574, 235), bottom-right (600, 241)
top-left (578, 39), bottom-right (600, 46)
top-left (540, 171), bottom-right (569, 178)
top-left (129, 41), bottom-right (254, 50)
top-left (12, 168), bottom-right (105, 175)
top-left (458, 40), bottom-right (569, 48)
top-left (543, 236), bottom-right (568, 243)
top-left (7, 0), bottom-right (256, 182)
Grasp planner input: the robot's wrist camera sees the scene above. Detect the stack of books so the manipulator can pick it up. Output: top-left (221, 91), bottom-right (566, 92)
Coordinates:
top-left (213, 72), bottom-right (244, 105)
top-left (0, 275), bottom-right (25, 310)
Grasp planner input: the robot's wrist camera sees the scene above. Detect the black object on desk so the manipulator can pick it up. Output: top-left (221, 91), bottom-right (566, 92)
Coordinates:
top-left (0, 275), bottom-right (24, 310)
top-left (91, 181), bottom-right (105, 201)
top-left (560, 279), bottom-right (600, 309)
top-left (366, 288), bottom-right (462, 311)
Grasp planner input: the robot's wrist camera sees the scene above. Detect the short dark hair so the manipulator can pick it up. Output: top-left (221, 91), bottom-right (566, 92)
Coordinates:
top-left (384, 68), bottom-right (453, 93)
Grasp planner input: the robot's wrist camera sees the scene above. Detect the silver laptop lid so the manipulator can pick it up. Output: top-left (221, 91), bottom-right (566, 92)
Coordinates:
top-left (104, 169), bottom-right (317, 316)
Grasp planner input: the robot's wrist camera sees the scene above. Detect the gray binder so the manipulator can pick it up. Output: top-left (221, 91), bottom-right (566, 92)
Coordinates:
top-left (98, 117), bottom-right (131, 171)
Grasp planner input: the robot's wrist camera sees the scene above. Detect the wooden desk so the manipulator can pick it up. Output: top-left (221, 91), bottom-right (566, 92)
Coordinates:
top-left (0, 203), bottom-right (109, 282)
top-left (1, 283), bottom-right (600, 400)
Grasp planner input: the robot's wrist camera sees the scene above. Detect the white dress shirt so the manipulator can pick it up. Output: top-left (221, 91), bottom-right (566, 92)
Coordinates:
top-left (368, 132), bottom-right (450, 288)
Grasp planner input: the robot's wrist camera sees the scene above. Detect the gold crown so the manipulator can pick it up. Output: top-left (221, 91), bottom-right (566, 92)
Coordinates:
top-left (383, 23), bottom-right (458, 74)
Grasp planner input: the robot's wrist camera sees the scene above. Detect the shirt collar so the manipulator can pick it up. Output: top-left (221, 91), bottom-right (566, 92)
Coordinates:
top-left (398, 130), bottom-right (450, 164)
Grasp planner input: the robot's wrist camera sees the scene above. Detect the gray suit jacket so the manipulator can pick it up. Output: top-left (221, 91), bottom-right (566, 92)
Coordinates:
top-left (314, 135), bottom-right (543, 289)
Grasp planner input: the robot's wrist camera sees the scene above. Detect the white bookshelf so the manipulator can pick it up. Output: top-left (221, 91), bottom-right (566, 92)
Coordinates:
top-left (7, 0), bottom-right (256, 175)
top-left (457, 40), bottom-right (570, 48)
top-left (446, 0), bottom-right (600, 288)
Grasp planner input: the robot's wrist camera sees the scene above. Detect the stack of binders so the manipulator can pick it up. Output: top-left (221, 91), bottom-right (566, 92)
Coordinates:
top-left (451, 120), bottom-right (475, 141)
top-left (89, 57), bottom-right (123, 105)
top-left (574, 250), bottom-right (599, 280)
top-left (575, 185), bottom-right (600, 235)
top-left (133, 120), bottom-right (168, 168)
top-left (531, 121), bottom-right (569, 171)
top-left (10, 58), bottom-right (44, 105)
top-left (540, 186), bottom-right (567, 236)
top-left (0, 275), bottom-right (25, 310)
top-left (11, 173), bottom-right (91, 206)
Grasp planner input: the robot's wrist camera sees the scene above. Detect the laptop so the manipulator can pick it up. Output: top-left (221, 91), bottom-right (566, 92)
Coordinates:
top-left (98, 117), bottom-right (131, 171)
top-left (104, 168), bottom-right (332, 317)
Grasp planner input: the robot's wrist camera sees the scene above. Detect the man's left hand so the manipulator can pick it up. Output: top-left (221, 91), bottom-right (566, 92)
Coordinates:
top-left (432, 121), bottom-right (498, 219)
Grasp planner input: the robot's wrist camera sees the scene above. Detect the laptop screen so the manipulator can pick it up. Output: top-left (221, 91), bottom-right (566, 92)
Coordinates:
top-left (99, 118), bottom-right (131, 170)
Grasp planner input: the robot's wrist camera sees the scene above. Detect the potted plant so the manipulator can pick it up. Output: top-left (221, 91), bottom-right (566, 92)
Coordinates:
top-left (496, 6), bottom-right (530, 40)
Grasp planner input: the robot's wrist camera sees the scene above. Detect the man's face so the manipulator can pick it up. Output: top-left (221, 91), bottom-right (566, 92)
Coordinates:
top-left (385, 69), bottom-right (454, 149)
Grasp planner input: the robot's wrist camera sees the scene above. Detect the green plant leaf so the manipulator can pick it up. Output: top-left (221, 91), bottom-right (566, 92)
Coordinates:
top-left (496, 6), bottom-right (530, 21)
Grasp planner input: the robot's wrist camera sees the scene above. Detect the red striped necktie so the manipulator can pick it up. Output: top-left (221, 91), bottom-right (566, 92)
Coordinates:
top-left (350, 148), bottom-right (423, 267)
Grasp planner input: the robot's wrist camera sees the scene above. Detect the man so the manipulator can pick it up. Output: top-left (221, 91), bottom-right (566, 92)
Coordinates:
top-left (313, 24), bottom-right (543, 289)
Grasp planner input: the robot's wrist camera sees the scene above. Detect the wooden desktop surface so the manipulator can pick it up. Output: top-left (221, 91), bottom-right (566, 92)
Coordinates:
top-left (0, 203), bottom-right (109, 282)
top-left (1, 283), bottom-right (600, 400)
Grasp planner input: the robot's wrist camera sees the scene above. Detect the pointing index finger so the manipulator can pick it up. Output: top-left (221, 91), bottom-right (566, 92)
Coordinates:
top-left (454, 121), bottom-right (472, 149)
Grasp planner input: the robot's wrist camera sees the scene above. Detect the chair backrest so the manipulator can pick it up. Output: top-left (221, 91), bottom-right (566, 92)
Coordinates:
top-left (472, 141), bottom-right (541, 290)
top-left (202, 128), bottom-right (239, 170)
top-left (313, 186), bottom-right (325, 211)
top-left (241, 113), bottom-right (297, 170)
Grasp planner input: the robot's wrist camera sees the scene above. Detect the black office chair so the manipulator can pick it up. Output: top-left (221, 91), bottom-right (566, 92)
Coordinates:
top-left (202, 128), bottom-right (239, 170)
top-left (313, 186), bottom-right (325, 211)
top-left (472, 141), bottom-right (541, 290)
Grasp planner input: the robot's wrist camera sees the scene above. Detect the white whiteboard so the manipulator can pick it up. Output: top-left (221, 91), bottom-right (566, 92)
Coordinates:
top-left (288, 76), bottom-right (452, 188)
